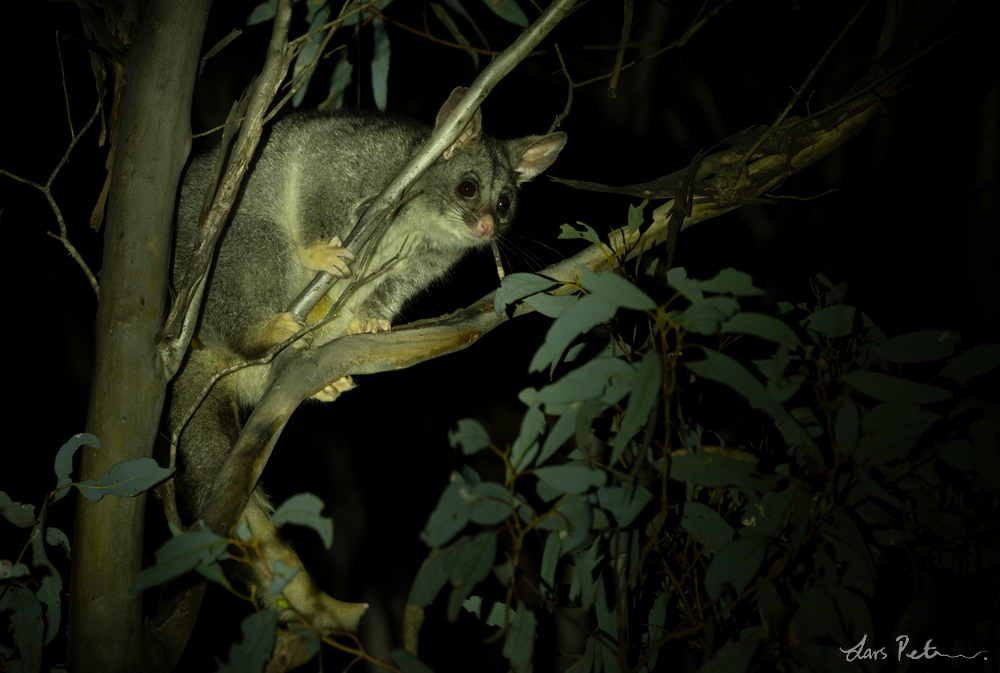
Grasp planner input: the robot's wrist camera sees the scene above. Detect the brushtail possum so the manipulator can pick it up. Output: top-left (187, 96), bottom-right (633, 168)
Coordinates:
top-left (169, 87), bottom-right (566, 630)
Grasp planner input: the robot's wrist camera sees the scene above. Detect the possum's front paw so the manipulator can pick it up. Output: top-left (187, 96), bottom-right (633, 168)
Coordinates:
top-left (263, 312), bottom-right (311, 349)
top-left (298, 235), bottom-right (356, 278)
top-left (345, 318), bottom-right (391, 335)
top-left (311, 375), bottom-right (356, 402)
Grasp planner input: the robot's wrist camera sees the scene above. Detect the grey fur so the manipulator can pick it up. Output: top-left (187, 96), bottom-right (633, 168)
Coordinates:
top-left (168, 90), bottom-right (565, 629)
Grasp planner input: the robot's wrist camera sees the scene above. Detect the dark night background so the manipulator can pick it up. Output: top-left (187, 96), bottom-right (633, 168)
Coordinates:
top-left (2, 0), bottom-right (996, 671)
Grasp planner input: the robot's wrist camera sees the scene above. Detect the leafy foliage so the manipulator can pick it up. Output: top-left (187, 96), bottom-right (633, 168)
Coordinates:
top-left (1, 434), bottom-right (175, 673)
top-left (403, 209), bottom-right (999, 672)
top-left (247, 0), bottom-right (531, 110)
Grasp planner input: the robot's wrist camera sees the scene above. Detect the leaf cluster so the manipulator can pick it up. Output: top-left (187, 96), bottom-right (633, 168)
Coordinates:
top-left (400, 208), bottom-right (999, 672)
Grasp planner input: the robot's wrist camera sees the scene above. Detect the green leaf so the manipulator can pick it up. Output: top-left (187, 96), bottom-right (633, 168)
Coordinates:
top-left (721, 312), bottom-right (800, 348)
top-left (290, 3), bottom-right (331, 108)
top-left (668, 267), bottom-right (764, 298)
top-left (420, 473), bottom-right (511, 547)
top-left (512, 406), bottom-right (546, 470)
top-left (682, 502), bottom-right (735, 552)
top-left (740, 487), bottom-right (797, 537)
top-left (529, 292), bottom-right (618, 373)
top-left (467, 481), bottom-right (515, 526)
top-left (597, 483), bottom-right (652, 527)
top-left (594, 575), bottom-right (620, 664)
top-left (422, 473), bottom-right (473, 547)
top-left (370, 16), bottom-right (391, 111)
top-left (566, 635), bottom-right (596, 673)
top-left (217, 610), bottom-right (277, 673)
top-left (938, 343), bottom-right (1000, 383)
top-left (448, 532), bottom-right (497, 622)
top-left (2, 586), bottom-right (43, 673)
top-left (462, 595), bottom-right (513, 627)
top-left (494, 272), bottom-right (558, 315)
top-left (408, 543), bottom-right (462, 608)
top-left (534, 464), bottom-right (607, 495)
top-left (873, 329), bottom-right (960, 363)
top-left (627, 199), bottom-right (648, 232)
top-left (246, 0), bottom-right (277, 25)
top-left (539, 532), bottom-right (562, 599)
top-left (704, 535), bottom-right (771, 601)
top-left (697, 628), bottom-right (762, 673)
top-left (480, 0), bottom-right (528, 26)
top-left (645, 592), bottom-right (670, 670)
top-left (674, 296), bottom-right (741, 335)
top-left (324, 51), bottom-right (353, 111)
top-left (537, 496), bottom-right (592, 556)
top-left (670, 445), bottom-right (781, 491)
top-left (610, 352), bottom-right (661, 465)
top-left (502, 604), bottom-right (537, 673)
top-left (129, 524), bottom-right (229, 595)
top-left (844, 371), bottom-right (952, 404)
top-left (53, 433), bottom-right (101, 503)
top-left (861, 401), bottom-right (942, 432)
top-left (448, 418), bottom-right (492, 455)
top-left (271, 492), bottom-right (333, 548)
top-left (523, 292), bottom-right (577, 318)
top-left (834, 399), bottom-right (859, 455)
top-left (444, 0), bottom-right (490, 50)
top-left (268, 559), bottom-right (300, 596)
top-left (685, 349), bottom-right (816, 450)
top-left (76, 458), bottom-right (173, 502)
top-left (569, 542), bottom-right (601, 609)
top-left (937, 439), bottom-right (975, 471)
top-left (1, 492), bottom-right (37, 527)
top-left (29, 514), bottom-right (62, 646)
top-left (537, 356), bottom-right (634, 406)
top-left (430, 2), bottom-right (477, 67)
top-left (803, 305), bottom-right (856, 338)
top-left (579, 267), bottom-right (656, 312)
top-left (392, 648), bottom-right (436, 673)
top-left (826, 508), bottom-right (875, 596)
top-left (339, 0), bottom-right (395, 26)
top-left (558, 222), bottom-right (608, 248)
top-left (45, 526), bottom-right (71, 557)
top-left (537, 409), bottom-right (576, 467)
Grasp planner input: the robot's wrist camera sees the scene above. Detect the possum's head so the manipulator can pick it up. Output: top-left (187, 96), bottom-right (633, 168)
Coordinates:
top-left (410, 87), bottom-right (567, 249)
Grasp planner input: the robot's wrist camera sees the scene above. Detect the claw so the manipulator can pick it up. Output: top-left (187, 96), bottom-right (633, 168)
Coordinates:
top-left (345, 318), bottom-right (392, 336)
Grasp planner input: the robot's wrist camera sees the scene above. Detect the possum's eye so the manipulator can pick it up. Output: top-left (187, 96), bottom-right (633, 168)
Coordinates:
top-left (497, 195), bottom-right (510, 215)
top-left (458, 180), bottom-right (478, 199)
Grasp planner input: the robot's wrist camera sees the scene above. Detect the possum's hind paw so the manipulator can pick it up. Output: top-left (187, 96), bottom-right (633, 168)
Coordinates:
top-left (311, 375), bottom-right (356, 402)
top-left (263, 312), bottom-right (311, 349)
top-left (345, 318), bottom-right (391, 336)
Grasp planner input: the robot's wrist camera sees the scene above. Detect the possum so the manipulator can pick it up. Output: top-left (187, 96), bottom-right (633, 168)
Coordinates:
top-left (168, 87), bottom-right (566, 630)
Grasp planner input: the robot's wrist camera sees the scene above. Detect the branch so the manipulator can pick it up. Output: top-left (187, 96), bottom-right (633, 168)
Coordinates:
top-left (157, 0), bottom-right (295, 376)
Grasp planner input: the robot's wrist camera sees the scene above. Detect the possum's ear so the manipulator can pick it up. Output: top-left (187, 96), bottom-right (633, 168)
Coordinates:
top-left (506, 132), bottom-right (568, 183)
top-left (436, 86), bottom-right (483, 160)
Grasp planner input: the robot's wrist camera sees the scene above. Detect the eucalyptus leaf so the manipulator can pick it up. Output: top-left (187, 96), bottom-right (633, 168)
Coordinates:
top-left (704, 535), bottom-right (771, 601)
top-left (682, 502), bottom-right (735, 552)
top-left (844, 371), bottom-right (952, 404)
top-left (76, 458), bottom-right (174, 502)
top-left (495, 272), bottom-right (558, 315)
top-left (271, 492), bottom-right (333, 548)
top-left (873, 329), bottom-right (960, 363)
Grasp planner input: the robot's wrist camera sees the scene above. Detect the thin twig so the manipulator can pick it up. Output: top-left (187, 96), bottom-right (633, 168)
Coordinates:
top-left (1, 98), bottom-right (103, 297)
top-left (608, 0), bottom-right (633, 98)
